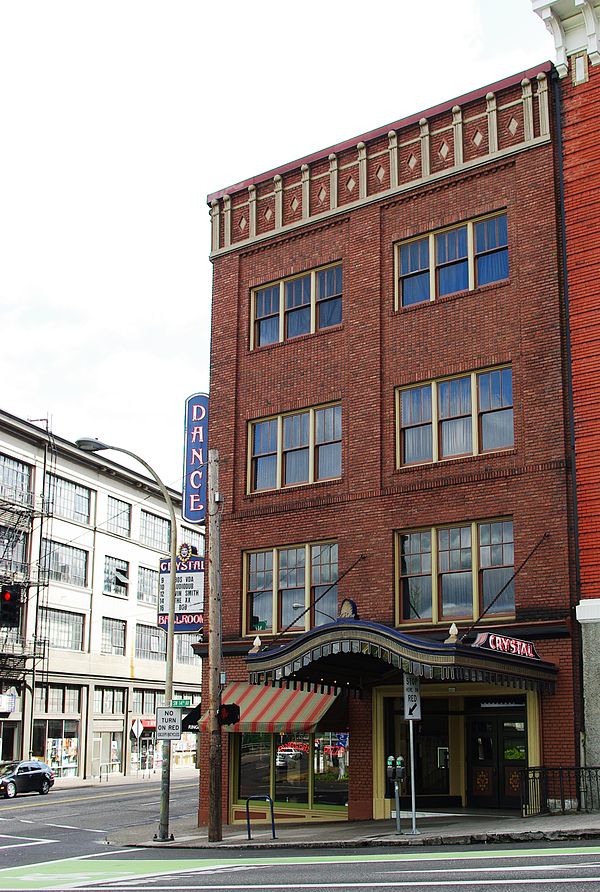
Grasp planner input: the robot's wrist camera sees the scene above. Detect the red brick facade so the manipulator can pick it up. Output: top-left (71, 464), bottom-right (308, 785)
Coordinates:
top-left (562, 62), bottom-right (600, 601)
top-left (202, 64), bottom-right (580, 823)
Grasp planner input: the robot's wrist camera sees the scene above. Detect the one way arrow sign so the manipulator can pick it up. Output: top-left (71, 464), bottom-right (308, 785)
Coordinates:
top-left (403, 675), bottom-right (421, 721)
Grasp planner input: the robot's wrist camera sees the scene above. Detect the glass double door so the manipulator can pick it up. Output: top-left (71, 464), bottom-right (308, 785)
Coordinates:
top-left (466, 711), bottom-right (527, 809)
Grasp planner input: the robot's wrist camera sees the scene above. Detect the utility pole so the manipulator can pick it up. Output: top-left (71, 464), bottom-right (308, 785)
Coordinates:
top-left (207, 448), bottom-right (222, 842)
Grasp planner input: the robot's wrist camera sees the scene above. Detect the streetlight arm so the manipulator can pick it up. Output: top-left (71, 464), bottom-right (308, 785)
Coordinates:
top-left (75, 437), bottom-right (177, 842)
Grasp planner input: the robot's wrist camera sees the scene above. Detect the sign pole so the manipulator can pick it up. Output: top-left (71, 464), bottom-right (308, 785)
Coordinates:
top-left (403, 675), bottom-right (421, 836)
top-left (409, 719), bottom-right (418, 835)
top-left (207, 449), bottom-right (223, 842)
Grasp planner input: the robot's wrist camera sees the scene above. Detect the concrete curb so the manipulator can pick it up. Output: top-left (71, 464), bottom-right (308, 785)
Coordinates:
top-left (109, 827), bottom-right (600, 851)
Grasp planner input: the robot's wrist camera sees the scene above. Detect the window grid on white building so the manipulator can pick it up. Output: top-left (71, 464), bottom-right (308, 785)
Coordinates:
top-left (101, 617), bottom-right (126, 656)
top-left (39, 608), bottom-right (85, 651)
top-left (175, 633), bottom-right (201, 665)
top-left (41, 539), bottom-right (88, 587)
top-left (106, 496), bottom-right (131, 537)
top-left (135, 623), bottom-right (166, 661)
top-left (137, 566), bottom-right (159, 605)
top-left (103, 555), bottom-right (129, 598)
top-left (0, 453), bottom-right (32, 504)
top-left (45, 473), bottom-right (91, 524)
top-left (181, 527), bottom-right (204, 556)
top-left (140, 510), bottom-right (171, 551)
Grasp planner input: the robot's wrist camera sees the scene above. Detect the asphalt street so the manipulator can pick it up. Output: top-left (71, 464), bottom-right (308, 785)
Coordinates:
top-left (4, 842), bottom-right (600, 890)
top-left (0, 776), bottom-right (199, 867)
top-left (2, 782), bottom-right (600, 889)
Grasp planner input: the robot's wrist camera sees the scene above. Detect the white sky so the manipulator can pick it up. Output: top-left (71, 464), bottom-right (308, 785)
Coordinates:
top-left (0, 1), bottom-right (554, 490)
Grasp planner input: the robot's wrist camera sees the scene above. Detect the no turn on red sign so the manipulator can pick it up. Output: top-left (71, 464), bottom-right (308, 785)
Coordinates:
top-left (156, 707), bottom-right (182, 740)
top-left (403, 675), bottom-right (421, 721)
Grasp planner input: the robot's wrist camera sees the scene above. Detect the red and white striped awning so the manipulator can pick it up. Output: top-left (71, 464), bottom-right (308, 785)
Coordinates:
top-left (199, 681), bottom-right (338, 733)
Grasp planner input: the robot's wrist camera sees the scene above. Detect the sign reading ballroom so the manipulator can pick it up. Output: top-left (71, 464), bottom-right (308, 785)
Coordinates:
top-left (158, 545), bottom-right (204, 633)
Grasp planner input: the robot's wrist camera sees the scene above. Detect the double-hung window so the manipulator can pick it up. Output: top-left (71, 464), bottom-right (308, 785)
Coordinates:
top-left (249, 403), bottom-right (342, 492)
top-left (396, 520), bottom-right (514, 625)
top-left (396, 213), bottom-right (508, 308)
top-left (397, 366), bottom-right (513, 466)
top-left (245, 542), bottom-right (338, 635)
top-left (251, 263), bottom-right (342, 349)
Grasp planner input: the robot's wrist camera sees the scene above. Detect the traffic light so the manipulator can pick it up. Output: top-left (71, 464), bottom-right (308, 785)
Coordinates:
top-left (217, 703), bottom-right (240, 726)
top-left (0, 584), bottom-right (21, 629)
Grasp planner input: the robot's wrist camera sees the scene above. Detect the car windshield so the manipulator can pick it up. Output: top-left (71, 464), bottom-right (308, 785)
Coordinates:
top-left (0, 762), bottom-right (18, 777)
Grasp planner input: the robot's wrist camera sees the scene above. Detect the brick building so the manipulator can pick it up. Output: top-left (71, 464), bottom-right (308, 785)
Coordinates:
top-left (533, 0), bottom-right (600, 766)
top-left (200, 54), bottom-right (580, 824)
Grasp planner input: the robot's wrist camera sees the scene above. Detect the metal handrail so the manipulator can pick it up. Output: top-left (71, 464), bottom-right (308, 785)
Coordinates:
top-left (99, 761), bottom-right (121, 782)
top-left (245, 795), bottom-right (277, 840)
top-left (519, 766), bottom-right (600, 817)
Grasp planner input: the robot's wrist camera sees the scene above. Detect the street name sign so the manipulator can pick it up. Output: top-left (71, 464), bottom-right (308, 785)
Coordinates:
top-left (171, 699), bottom-right (190, 708)
top-left (403, 674), bottom-right (421, 721)
top-left (156, 707), bottom-right (182, 740)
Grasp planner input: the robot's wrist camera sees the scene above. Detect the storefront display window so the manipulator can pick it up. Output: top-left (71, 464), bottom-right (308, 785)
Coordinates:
top-left (314, 732), bottom-right (349, 806)
top-left (237, 730), bottom-right (349, 810)
top-left (239, 733), bottom-right (271, 800)
top-left (32, 719), bottom-right (79, 776)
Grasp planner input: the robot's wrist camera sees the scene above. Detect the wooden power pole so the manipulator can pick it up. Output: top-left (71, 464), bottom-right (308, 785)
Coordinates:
top-left (207, 448), bottom-right (222, 842)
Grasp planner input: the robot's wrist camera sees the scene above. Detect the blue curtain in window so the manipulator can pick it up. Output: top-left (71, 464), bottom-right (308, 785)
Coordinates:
top-left (318, 296), bottom-right (342, 327)
top-left (477, 249), bottom-right (508, 285)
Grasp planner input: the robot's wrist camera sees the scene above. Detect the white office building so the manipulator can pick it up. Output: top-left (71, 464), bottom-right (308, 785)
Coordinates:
top-left (0, 409), bottom-right (203, 778)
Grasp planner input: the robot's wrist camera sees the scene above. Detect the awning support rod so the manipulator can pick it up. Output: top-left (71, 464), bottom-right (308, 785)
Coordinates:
top-left (262, 553), bottom-right (366, 651)
top-left (460, 531), bottom-right (549, 643)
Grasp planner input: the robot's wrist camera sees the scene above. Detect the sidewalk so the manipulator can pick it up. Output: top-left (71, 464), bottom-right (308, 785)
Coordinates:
top-left (54, 770), bottom-right (600, 850)
top-left (107, 806), bottom-right (600, 850)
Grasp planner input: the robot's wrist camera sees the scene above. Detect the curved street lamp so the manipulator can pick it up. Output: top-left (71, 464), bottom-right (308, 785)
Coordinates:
top-left (75, 438), bottom-right (177, 842)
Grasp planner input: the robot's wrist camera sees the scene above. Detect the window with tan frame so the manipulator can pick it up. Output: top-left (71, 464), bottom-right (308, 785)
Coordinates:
top-left (395, 519), bottom-right (515, 626)
top-left (395, 213), bottom-right (508, 309)
top-left (248, 403), bottom-right (342, 493)
top-left (243, 541), bottom-right (338, 635)
top-left (250, 263), bottom-right (342, 349)
top-left (396, 366), bottom-right (513, 467)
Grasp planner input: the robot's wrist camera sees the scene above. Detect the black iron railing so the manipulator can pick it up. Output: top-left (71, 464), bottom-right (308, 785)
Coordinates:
top-left (519, 767), bottom-right (600, 817)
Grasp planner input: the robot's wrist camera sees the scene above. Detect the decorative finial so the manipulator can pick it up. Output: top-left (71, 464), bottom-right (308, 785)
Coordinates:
top-left (444, 623), bottom-right (459, 644)
top-left (249, 635), bottom-right (262, 653)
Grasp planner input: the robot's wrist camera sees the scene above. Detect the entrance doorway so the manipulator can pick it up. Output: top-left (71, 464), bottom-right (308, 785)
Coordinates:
top-left (466, 699), bottom-right (527, 809)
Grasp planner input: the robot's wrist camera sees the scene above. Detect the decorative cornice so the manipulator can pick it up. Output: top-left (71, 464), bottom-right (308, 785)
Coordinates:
top-left (209, 67), bottom-right (552, 258)
top-left (532, 0), bottom-right (600, 76)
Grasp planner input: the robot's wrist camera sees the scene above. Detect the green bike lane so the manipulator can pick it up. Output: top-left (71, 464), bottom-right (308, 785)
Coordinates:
top-left (2, 845), bottom-right (600, 890)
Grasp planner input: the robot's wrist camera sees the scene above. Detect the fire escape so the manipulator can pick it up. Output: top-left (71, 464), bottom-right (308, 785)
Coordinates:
top-left (0, 475), bottom-right (48, 685)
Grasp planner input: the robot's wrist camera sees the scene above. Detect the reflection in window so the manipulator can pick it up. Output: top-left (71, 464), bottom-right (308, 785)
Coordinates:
top-left (238, 733), bottom-right (271, 801)
top-left (274, 733), bottom-right (309, 804)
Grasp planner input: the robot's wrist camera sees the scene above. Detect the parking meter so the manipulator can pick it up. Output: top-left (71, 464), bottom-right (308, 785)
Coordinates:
top-left (386, 755), bottom-right (395, 781)
top-left (395, 755), bottom-right (406, 783)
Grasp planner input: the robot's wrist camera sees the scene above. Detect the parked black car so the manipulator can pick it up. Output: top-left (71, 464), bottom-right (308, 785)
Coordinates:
top-left (0, 760), bottom-right (55, 798)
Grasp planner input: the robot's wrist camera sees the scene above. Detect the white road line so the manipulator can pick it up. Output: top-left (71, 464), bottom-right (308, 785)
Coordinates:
top-left (74, 880), bottom-right (600, 890)
top-left (46, 823), bottom-right (106, 832)
top-left (0, 833), bottom-right (57, 850)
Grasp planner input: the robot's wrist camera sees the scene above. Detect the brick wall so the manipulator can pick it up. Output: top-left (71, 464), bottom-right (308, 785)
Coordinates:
top-left (561, 63), bottom-right (600, 601)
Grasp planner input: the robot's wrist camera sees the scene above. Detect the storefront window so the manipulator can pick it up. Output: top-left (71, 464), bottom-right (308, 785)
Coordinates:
top-left (239, 733), bottom-right (271, 801)
top-left (238, 729), bottom-right (350, 809)
top-left (274, 733), bottom-right (310, 804)
top-left (33, 719), bottom-right (79, 776)
top-left (314, 732), bottom-right (349, 806)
